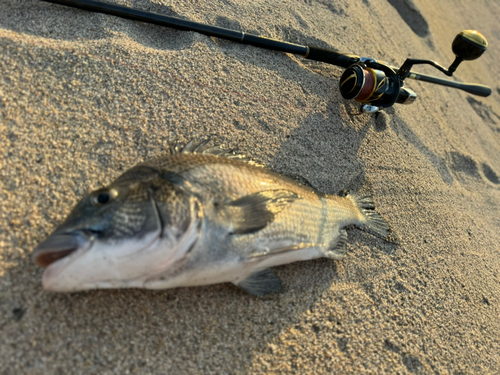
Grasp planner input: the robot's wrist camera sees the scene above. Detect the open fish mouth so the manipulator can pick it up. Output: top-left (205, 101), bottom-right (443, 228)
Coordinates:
top-left (33, 233), bottom-right (83, 268)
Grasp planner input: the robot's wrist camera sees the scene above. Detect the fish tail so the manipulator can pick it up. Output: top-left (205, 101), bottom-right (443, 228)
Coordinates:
top-left (351, 194), bottom-right (397, 243)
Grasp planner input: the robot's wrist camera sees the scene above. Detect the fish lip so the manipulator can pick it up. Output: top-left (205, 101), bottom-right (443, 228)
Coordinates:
top-left (33, 232), bottom-right (91, 268)
top-left (41, 229), bottom-right (163, 292)
top-left (38, 233), bottom-right (94, 291)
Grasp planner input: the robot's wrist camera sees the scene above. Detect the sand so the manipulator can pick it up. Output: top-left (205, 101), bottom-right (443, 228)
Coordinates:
top-left (1, 0), bottom-right (499, 373)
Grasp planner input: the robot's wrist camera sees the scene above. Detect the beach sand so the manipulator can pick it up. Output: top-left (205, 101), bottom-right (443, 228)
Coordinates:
top-left (1, 0), bottom-right (499, 373)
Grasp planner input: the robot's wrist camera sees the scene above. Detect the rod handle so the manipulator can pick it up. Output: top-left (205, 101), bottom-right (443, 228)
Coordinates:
top-left (456, 83), bottom-right (492, 97)
top-left (306, 46), bottom-right (358, 68)
top-left (408, 72), bottom-right (492, 97)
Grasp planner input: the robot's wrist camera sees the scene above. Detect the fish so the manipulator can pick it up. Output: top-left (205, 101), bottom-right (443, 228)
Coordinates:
top-left (33, 140), bottom-right (395, 296)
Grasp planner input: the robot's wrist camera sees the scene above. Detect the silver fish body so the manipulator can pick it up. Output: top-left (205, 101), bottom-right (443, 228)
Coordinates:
top-left (33, 141), bottom-right (393, 295)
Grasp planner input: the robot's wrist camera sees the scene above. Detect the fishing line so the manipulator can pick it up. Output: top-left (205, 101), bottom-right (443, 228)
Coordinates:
top-left (40, 0), bottom-right (492, 114)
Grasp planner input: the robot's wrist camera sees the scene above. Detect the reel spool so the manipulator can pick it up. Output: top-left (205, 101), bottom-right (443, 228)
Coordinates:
top-left (339, 62), bottom-right (416, 110)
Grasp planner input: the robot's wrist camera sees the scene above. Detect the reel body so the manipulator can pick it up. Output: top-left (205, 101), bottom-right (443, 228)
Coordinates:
top-left (339, 29), bottom-right (488, 112)
top-left (339, 60), bottom-right (416, 112)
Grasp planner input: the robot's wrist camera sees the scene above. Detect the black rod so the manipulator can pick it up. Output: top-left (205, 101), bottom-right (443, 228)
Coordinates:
top-left (40, 0), bottom-right (491, 96)
top-left (40, 0), bottom-right (358, 68)
top-left (42, 0), bottom-right (246, 42)
top-left (39, 0), bottom-right (306, 58)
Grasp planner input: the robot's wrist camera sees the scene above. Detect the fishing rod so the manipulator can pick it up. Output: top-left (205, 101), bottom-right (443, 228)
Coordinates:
top-left (41, 0), bottom-right (491, 113)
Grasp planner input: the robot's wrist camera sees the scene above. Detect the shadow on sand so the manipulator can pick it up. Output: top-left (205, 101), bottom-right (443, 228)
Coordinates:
top-left (1, 98), bottom-right (404, 373)
top-left (0, 2), bottom-right (462, 371)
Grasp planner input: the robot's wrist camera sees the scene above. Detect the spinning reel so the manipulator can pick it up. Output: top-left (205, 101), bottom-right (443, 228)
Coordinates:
top-left (41, 0), bottom-right (492, 113)
top-left (339, 30), bottom-right (489, 113)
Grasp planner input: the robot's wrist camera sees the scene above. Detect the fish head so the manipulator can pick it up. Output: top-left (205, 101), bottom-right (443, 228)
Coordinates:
top-left (33, 165), bottom-right (199, 292)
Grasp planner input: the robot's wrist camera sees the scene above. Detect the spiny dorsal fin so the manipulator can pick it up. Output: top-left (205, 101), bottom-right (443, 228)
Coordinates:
top-left (203, 146), bottom-right (264, 167)
top-left (169, 139), bottom-right (211, 155)
top-left (169, 140), bottom-right (263, 167)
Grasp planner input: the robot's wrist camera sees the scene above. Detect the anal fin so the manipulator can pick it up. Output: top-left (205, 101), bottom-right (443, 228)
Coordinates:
top-left (234, 268), bottom-right (282, 296)
top-left (324, 229), bottom-right (348, 260)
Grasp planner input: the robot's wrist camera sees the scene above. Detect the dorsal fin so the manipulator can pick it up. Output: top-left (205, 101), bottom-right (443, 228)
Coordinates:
top-left (169, 140), bottom-right (263, 167)
top-left (169, 139), bottom-right (211, 155)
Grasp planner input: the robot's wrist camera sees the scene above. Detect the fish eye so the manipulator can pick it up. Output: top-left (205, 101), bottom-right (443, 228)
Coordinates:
top-left (91, 188), bottom-right (118, 206)
top-left (97, 193), bottom-right (110, 204)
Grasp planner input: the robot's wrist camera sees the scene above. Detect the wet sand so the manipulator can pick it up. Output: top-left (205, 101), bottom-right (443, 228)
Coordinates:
top-left (1, 0), bottom-right (499, 373)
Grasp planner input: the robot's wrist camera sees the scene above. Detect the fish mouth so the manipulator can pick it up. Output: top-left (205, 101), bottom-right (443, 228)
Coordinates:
top-left (33, 233), bottom-right (83, 268)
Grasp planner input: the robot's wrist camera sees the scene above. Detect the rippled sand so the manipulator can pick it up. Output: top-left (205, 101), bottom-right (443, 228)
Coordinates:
top-left (1, 0), bottom-right (499, 373)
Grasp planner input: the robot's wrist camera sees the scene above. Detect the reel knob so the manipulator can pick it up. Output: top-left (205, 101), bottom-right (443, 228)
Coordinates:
top-left (448, 30), bottom-right (487, 73)
top-left (452, 30), bottom-right (488, 61)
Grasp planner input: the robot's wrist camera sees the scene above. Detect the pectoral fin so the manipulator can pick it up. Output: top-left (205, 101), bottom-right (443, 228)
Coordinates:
top-left (225, 190), bottom-right (298, 234)
top-left (234, 268), bottom-right (282, 296)
top-left (248, 242), bottom-right (318, 259)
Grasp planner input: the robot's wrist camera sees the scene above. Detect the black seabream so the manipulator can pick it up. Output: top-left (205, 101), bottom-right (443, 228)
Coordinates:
top-left (33, 141), bottom-right (394, 296)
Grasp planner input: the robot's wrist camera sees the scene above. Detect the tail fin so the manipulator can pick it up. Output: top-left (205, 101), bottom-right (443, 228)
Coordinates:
top-left (351, 194), bottom-right (398, 243)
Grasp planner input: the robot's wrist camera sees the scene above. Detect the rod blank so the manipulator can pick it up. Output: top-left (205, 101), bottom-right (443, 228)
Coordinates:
top-left (41, 0), bottom-right (491, 97)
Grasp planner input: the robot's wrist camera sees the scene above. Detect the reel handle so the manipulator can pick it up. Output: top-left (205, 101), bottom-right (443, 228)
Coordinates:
top-left (448, 30), bottom-right (488, 74)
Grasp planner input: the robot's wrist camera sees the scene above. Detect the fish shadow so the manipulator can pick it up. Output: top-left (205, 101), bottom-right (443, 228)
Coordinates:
top-left (1, 3), bottom-right (399, 371)
top-left (268, 100), bottom-right (370, 195)
top-left (2, 255), bottom-right (342, 373)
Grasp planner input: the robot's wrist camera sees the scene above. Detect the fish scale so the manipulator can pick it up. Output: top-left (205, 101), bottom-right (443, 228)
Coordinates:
top-left (33, 141), bottom-right (395, 295)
